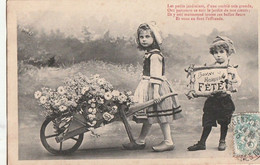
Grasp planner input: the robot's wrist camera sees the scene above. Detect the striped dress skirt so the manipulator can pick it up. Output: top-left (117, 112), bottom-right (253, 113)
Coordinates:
top-left (133, 76), bottom-right (182, 124)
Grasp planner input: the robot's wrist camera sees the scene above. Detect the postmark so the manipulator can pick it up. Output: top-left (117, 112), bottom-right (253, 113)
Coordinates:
top-left (232, 113), bottom-right (260, 161)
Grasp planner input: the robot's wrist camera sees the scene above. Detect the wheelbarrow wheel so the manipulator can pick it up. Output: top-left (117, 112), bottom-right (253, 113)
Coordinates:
top-left (40, 118), bottom-right (84, 155)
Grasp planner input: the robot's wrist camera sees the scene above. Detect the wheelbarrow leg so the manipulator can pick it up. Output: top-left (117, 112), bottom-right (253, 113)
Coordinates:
top-left (119, 108), bottom-right (135, 143)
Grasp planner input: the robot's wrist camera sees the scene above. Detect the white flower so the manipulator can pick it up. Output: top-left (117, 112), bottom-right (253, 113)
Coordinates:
top-left (103, 112), bottom-right (114, 121)
top-left (89, 114), bottom-right (96, 118)
top-left (81, 86), bottom-right (90, 94)
top-left (57, 86), bottom-right (66, 95)
top-left (104, 92), bottom-right (113, 100)
top-left (54, 100), bottom-right (61, 106)
top-left (93, 74), bottom-right (100, 79)
top-left (40, 96), bottom-right (47, 104)
top-left (34, 91), bottom-right (42, 99)
top-left (92, 120), bottom-right (97, 126)
top-left (88, 108), bottom-right (93, 113)
top-left (92, 108), bottom-right (97, 115)
top-left (97, 78), bottom-right (105, 85)
top-left (88, 100), bottom-right (92, 104)
top-left (112, 90), bottom-right (120, 97)
top-left (88, 114), bottom-right (96, 121)
top-left (129, 96), bottom-right (135, 102)
top-left (97, 98), bottom-right (104, 104)
top-left (112, 105), bottom-right (118, 111)
top-left (59, 105), bottom-right (67, 112)
top-left (91, 103), bottom-right (96, 108)
top-left (91, 98), bottom-right (96, 102)
top-left (118, 94), bottom-right (127, 103)
top-left (126, 91), bottom-right (132, 96)
top-left (110, 106), bottom-right (118, 114)
top-left (100, 89), bottom-right (106, 95)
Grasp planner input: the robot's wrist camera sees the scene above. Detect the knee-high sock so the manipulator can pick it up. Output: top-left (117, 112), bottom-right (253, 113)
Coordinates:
top-left (199, 126), bottom-right (212, 144)
top-left (220, 124), bottom-right (228, 141)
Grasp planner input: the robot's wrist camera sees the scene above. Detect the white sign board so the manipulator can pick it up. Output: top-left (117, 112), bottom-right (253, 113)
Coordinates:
top-left (194, 68), bottom-right (228, 95)
top-left (186, 66), bottom-right (230, 97)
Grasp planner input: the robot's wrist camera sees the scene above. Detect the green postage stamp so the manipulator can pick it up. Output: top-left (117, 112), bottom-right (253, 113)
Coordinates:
top-left (232, 113), bottom-right (260, 161)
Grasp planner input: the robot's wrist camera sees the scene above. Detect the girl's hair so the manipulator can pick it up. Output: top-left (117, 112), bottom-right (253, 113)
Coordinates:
top-left (209, 41), bottom-right (230, 56)
top-left (137, 24), bottom-right (160, 51)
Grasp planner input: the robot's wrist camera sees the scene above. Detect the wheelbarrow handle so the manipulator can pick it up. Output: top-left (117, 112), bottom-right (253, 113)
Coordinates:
top-left (126, 92), bottom-right (177, 117)
top-left (119, 92), bottom-right (177, 144)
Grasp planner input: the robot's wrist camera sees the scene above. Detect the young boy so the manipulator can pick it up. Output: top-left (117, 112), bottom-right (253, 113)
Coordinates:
top-left (187, 36), bottom-right (241, 151)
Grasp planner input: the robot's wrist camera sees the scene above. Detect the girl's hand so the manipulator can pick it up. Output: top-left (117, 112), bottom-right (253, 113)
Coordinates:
top-left (153, 92), bottom-right (161, 104)
top-left (153, 84), bottom-right (161, 104)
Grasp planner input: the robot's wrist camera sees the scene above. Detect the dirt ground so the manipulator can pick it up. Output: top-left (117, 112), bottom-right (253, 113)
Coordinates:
top-left (19, 118), bottom-right (238, 161)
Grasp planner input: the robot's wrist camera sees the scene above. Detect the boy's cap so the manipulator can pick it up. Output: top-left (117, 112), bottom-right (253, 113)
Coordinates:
top-left (212, 36), bottom-right (236, 54)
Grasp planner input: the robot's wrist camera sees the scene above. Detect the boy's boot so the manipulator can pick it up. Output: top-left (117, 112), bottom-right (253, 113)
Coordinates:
top-left (187, 141), bottom-right (206, 151)
top-left (218, 140), bottom-right (226, 151)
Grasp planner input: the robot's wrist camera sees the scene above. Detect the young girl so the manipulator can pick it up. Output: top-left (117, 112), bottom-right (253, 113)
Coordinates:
top-left (122, 22), bottom-right (182, 152)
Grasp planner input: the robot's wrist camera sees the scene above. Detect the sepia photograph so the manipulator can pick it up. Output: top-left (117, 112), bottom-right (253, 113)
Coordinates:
top-left (7, 0), bottom-right (259, 164)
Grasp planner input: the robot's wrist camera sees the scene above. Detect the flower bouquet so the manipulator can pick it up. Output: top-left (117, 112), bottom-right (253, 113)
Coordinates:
top-left (35, 73), bottom-right (134, 136)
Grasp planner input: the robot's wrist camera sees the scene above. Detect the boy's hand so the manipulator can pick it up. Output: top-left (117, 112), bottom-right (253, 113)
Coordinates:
top-left (186, 90), bottom-right (198, 99)
top-left (227, 67), bottom-right (239, 83)
top-left (227, 67), bottom-right (237, 74)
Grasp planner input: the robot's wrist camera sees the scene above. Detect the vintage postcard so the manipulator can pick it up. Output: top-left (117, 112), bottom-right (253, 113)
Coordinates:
top-left (7, 0), bottom-right (260, 164)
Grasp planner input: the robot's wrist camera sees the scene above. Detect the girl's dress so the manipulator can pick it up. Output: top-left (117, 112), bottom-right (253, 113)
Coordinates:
top-left (133, 49), bottom-right (182, 124)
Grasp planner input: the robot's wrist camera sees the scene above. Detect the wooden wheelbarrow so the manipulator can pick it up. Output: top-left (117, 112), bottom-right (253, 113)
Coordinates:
top-left (40, 93), bottom-right (178, 155)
